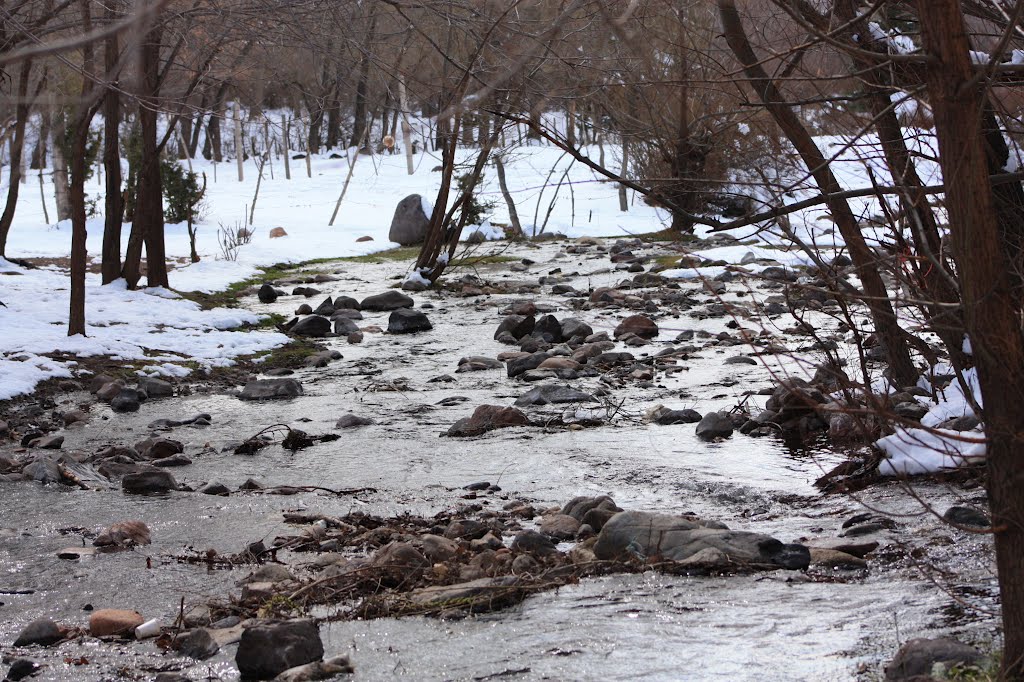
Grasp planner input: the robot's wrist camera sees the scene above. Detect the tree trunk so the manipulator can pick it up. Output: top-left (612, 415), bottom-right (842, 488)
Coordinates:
top-left (51, 117), bottom-right (72, 222)
top-left (102, 0), bottom-right (123, 284)
top-left (495, 153), bottom-right (522, 235)
top-left (233, 101), bottom-right (244, 181)
top-left (618, 135), bottom-right (629, 212)
top-left (30, 112), bottom-right (48, 170)
top-left (69, 0), bottom-right (96, 336)
top-left (917, 3), bottom-right (1024, 677)
top-left (349, 12), bottom-right (377, 149)
top-left (399, 78), bottom-right (415, 175)
top-left (0, 60), bottom-right (32, 257)
top-left (718, 0), bottom-right (917, 387)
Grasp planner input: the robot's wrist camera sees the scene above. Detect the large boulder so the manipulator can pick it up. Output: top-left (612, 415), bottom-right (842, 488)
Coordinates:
top-left (593, 511), bottom-right (809, 569)
top-left (885, 637), bottom-right (983, 680)
top-left (290, 315), bottom-right (331, 337)
top-left (236, 619), bottom-right (324, 680)
top-left (514, 384), bottom-right (597, 407)
top-left (239, 379), bottom-right (303, 400)
top-left (13, 618), bottom-right (63, 647)
top-left (388, 194), bottom-right (431, 245)
top-left (388, 308), bottom-right (432, 334)
top-left (122, 470), bottom-right (178, 495)
top-left (361, 291), bottom-right (414, 311)
top-left (614, 315), bottom-right (658, 339)
top-left (447, 405), bottom-right (530, 437)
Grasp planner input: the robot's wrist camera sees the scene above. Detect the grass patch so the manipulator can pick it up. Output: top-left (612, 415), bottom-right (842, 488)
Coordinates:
top-left (630, 228), bottom-right (702, 243)
top-left (339, 246), bottom-right (420, 264)
top-left (449, 254), bottom-right (518, 267)
top-left (249, 338), bottom-right (326, 371)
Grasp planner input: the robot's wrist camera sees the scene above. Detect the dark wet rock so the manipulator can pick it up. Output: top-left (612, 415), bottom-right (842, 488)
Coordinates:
top-left (695, 412), bottom-right (734, 440)
top-left (6, 659), bottom-right (41, 681)
top-left (456, 356), bottom-right (503, 372)
top-left (138, 377), bottom-right (173, 399)
top-left (336, 414), bottom-right (374, 428)
top-left (173, 628), bottom-right (220, 660)
top-left (331, 316), bottom-right (359, 335)
top-left (372, 542), bottom-right (429, 585)
top-left (494, 315), bottom-right (535, 341)
top-left (506, 352), bottom-right (550, 378)
top-left (29, 435), bottom-right (63, 449)
top-left (539, 514), bottom-right (580, 540)
top-left (305, 351), bottom-right (335, 368)
top-left (239, 478), bottom-right (264, 490)
top-left (22, 457), bottom-right (61, 484)
top-left (444, 519), bottom-right (491, 541)
top-left (295, 304), bottom-right (313, 315)
top-left (418, 534), bottom-right (460, 563)
top-left (725, 355), bottom-right (757, 365)
top-left (614, 315), bottom-right (658, 339)
top-left (136, 437), bottom-right (184, 460)
top-left (147, 414), bottom-right (212, 430)
top-left (884, 637), bottom-right (983, 680)
top-left (239, 379), bottom-right (303, 400)
top-left (110, 389), bottom-right (143, 413)
top-left (651, 406), bottom-right (702, 425)
top-left (938, 414), bottom-right (981, 431)
top-left (562, 496), bottom-right (621, 523)
top-left (463, 481), bottom-right (491, 491)
top-left (334, 296), bottom-right (360, 310)
top-left (943, 506), bottom-right (990, 528)
top-left (559, 318), bottom-right (593, 340)
top-left (510, 529), bottom-right (558, 557)
top-left (594, 511), bottom-right (809, 569)
top-left (388, 308), bottom-right (432, 334)
top-left (361, 291), bottom-right (414, 311)
top-left (236, 619), bottom-right (324, 680)
top-left (514, 384), bottom-right (596, 407)
top-left (389, 194), bottom-right (431, 245)
top-left (532, 314), bottom-right (564, 343)
top-left (257, 284), bottom-right (279, 303)
top-left (312, 297), bottom-right (335, 316)
top-left (198, 481), bottom-right (231, 496)
top-left (123, 470), bottom-right (178, 495)
top-left (765, 378), bottom-right (827, 420)
top-left (582, 507), bottom-right (618, 532)
top-left (96, 380), bottom-right (125, 402)
top-left (591, 351), bottom-right (635, 367)
top-left (94, 521), bottom-right (151, 547)
top-left (13, 618), bottom-right (63, 646)
top-left (446, 405), bottom-right (530, 437)
top-left (347, 331), bottom-right (364, 344)
top-left (761, 266), bottom-right (797, 281)
top-left (290, 315), bottom-right (331, 337)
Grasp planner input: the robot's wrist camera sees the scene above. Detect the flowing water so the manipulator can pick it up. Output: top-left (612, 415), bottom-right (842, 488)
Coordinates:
top-left (0, 240), bottom-right (1000, 680)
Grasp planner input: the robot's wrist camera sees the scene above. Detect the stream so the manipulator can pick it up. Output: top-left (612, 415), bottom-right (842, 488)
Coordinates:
top-left (0, 238), bottom-right (1000, 680)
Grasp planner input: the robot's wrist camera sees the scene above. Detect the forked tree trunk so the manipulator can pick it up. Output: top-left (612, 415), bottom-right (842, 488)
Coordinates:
top-left (718, 0), bottom-right (917, 387)
top-left (916, 2), bottom-right (1024, 677)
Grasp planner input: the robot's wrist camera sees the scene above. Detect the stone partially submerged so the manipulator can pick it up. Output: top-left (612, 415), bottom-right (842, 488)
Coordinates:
top-left (593, 510), bottom-right (809, 570)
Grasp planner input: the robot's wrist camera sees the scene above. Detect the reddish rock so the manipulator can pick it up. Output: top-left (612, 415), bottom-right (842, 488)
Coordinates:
top-left (447, 405), bottom-right (530, 437)
top-left (89, 609), bottom-right (144, 637)
top-left (269, 227), bottom-right (288, 239)
top-left (614, 315), bottom-right (658, 339)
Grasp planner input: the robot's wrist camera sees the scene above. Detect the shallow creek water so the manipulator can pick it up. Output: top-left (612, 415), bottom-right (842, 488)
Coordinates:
top-left (0, 240), bottom-right (1000, 680)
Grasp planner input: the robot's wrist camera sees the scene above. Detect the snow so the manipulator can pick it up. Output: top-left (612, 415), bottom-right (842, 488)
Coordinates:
top-left (877, 427), bottom-right (986, 476)
top-left (403, 270), bottom-right (432, 288)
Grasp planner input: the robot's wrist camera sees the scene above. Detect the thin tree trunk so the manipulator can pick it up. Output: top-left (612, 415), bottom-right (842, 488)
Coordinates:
top-left (718, 0), bottom-right (917, 387)
top-left (282, 115), bottom-right (291, 180)
top-left (0, 60), bottom-right (32, 256)
top-left (349, 11), bottom-right (377, 148)
top-left (399, 78), bottom-right (415, 175)
top-left (495, 153), bottom-right (522, 235)
top-left (233, 101), bottom-right (244, 182)
top-left (102, 0), bottom-right (123, 284)
top-left (618, 136), bottom-right (629, 212)
top-left (917, 3), bottom-right (1024, 678)
top-left (69, 0), bottom-right (97, 336)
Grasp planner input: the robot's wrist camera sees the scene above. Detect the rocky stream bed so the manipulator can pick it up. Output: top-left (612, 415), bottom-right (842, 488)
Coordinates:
top-left (0, 236), bottom-right (1000, 681)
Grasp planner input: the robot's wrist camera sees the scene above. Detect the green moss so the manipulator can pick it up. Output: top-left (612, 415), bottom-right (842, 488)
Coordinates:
top-left (629, 228), bottom-right (701, 243)
top-left (449, 254), bottom-right (517, 267)
top-left (249, 338), bottom-right (325, 370)
top-left (339, 246), bottom-right (421, 264)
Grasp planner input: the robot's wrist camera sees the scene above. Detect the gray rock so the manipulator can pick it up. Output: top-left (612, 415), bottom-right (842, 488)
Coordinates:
top-left (361, 290), bottom-right (414, 311)
top-left (885, 637), bottom-right (983, 680)
top-left (111, 389), bottom-right (143, 413)
top-left (236, 619), bottom-right (323, 680)
top-left (22, 457), bottom-right (61, 484)
top-left (13, 618), bottom-right (63, 646)
top-left (510, 529), bottom-right (558, 557)
top-left (290, 316), bottom-right (331, 337)
top-left (725, 355), bottom-right (757, 365)
top-left (538, 514), bottom-right (580, 540)
top-left (136, 437), bottom-right (184, 460)
top-left (6, 659), bottom-right (41, 681)
top-left (559, 318), bottom-right (593, 340)
top-left (94, 520), bottom-right (151, 547)
top-left (456, 356), bottom-right (503, 372)
top-left (494, 315), bottom-right (535, 342)
top-left (198, 481), bottom-right (231, 496)
top-left (122, 470), bottom-right (178, 495)
top-left (514, 384), bottom-right (597, 407)
top-left (593, 510), bottom-right (809, 569)
top-left (388, 308), bottom-right (432, 333)
top-left (388, 194), bottom-right (431, 245)
top-left (239, 379), bottom-right (303, 400)
top-left (653, 408), bottom-right (703, 425)
top-left (506, 352), bottom-right (549, 378)
top-left (331, 316), bottom-right (359, 335)
top-left (275, 656), bottom-right (354, 681)
top-left (336, 414), bottom-right (374, 428)
top-left (408, 576), bottom-right (518, 607)
top-left (29, 435), bottom-right (63, 449)
top-left (943, 506), bottom-right (990, 528)
top-left (695, 411), bottom-right (734, 440)
top-left (312, 297), bottom-right (335, 316)
top-left (446, 405), bottom-right (530, 437)
top-left (173, 628), bottom-right (220, 660)
top-left (334, 296), bottom-right (360, 310)
top-left (137, 377), bottom-right (174, 399)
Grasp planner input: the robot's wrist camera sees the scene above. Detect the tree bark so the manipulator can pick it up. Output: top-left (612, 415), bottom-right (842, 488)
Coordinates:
top-left (917, 2), bottom-right (1024, 677)
top-left (349, 11), bottom-right (377, 149)
top-left (101, 0), bottom-right (123, 284)
top-left (718, 0), bottom-right (917, 387)
top-left (0, 60), bottom-right (32, 257)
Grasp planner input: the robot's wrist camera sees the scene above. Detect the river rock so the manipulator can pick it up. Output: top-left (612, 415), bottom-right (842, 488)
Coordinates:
top-left (649, 406), bottom-right (702, 425)
top-left (240, 379), bottom-right (303, 400)
top-left (94, 521), bottom-right (151, 547)
top-left (562, 495), bottom-right (620, 522)
top-left (257, 284), bottom-right (279, 303)
top-left (514, 384), bottom-right (596, 407)
top-left (695, 411), bottom-right (734, 440)
top-left (457, 356), bottom-right (503, 372)
top-left (417, 534), bottom-right (459, 563)
top-left (90, 609), bottom-right (144, 637)
top-left (539, 514), bottom-right (580, 540)
top-left (884, 637), bottom-right (983, 680)
top-left (111, 389), bottom-right (143, 413)
top-left (136, 437), bottom-right (184, 460)
top-left (361, 291), bottom-right (414, 311)
top-left (198, 481), bottom-right (231, 496)
top-left (13, 618), bottom-right (63, 646)
top-left (173, 628), bottom-right (220, 660)
top-left (494, 315), bottom-right (535, 341)
top-left (30, 434), bottom-right (63, 449)
top-left (560, 318), bottom-right (593, 340)
top-left (808, 548), bottom-right (867, 569)
top-left (138, 377), bottom-right (174, 399)
top-left (593, 511), bottom-right (810, 569)
top-left (336, 414), bottom-right (374, 428)
top-left (408, 576), bottom-right (518, 607)
top-left (236, 619), bottom-right (324, 680)
top-left (290, 315), bottom-right (331, 337)
top-left (312, 297), bottom-right (335, 316)
top-left (446, 405), bottom-right (530, 437)
top-left (122, 470), bottom-right (178, 495)
top-left (614, 315), bottom-right (658, 339)
top-left (275, 656), bottom-right (354, 681)
top-left (331, 316), bottom-right (359, 335)
top-left (6, 659), bottom-right (41, 681)
top-left (510, 529), bottom-right (558, 557)
top-left (389, 194), bottom-right (430, 245)
top-left (532, 314), bottom-right (563, 343)
top-left (943, 506), bottom-right (990, 528)
top-left (506, 352), bottom-right (549, 378)
top-left (22, 457), bottom-right (61, 484)
top-left (372, 542), bottom-right (429, 585)
top-left (388, 308), bottom-right (432, 333)
top-left (96, 380), bottom-right (126, 402)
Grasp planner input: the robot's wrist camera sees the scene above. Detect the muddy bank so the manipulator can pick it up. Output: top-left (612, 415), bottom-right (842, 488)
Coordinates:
top-left (0, 237), bottom-right (1000, 680)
